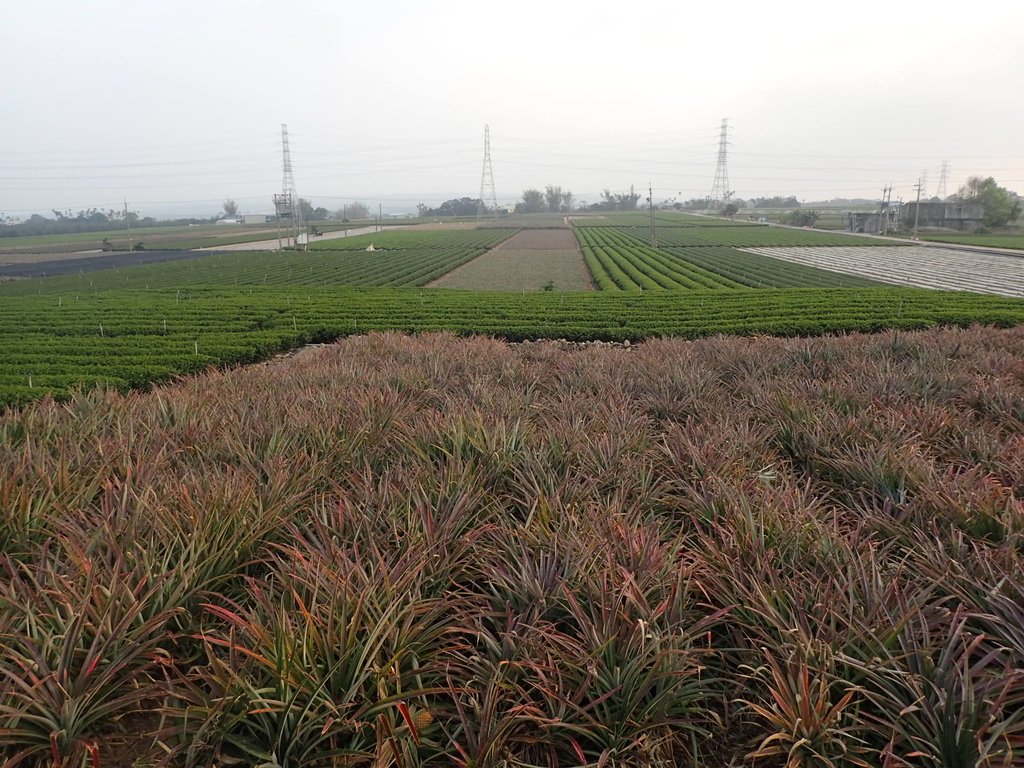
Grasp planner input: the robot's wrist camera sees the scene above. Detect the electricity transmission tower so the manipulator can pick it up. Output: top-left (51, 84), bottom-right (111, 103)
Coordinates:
top-left (709, 119), bottom-right (731, 205)
top-left (273, 123), bottom-right (302, 250)
top-left (478, 124), bottom-right (497, 218)
top-left (936, 161), bottom-right (950, 200)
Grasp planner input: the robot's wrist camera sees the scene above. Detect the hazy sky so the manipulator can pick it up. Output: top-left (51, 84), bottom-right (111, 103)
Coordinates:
top-left (2, 0), bottom-right (1022, 217)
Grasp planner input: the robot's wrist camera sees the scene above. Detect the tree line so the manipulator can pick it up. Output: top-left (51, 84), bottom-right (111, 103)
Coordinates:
top-left (0, 208), bottom-right (175, 238)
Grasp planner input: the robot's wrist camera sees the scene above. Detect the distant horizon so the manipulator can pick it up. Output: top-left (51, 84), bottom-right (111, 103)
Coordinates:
top-left (5, 193), bottom-right (903, 223)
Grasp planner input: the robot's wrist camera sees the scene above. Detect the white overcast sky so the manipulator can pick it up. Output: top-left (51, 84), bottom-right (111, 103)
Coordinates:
top-left (1, 0), bottom-right (1021, 217)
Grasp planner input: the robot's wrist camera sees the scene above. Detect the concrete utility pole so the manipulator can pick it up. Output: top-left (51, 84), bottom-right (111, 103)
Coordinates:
top-left (124, 198), bottom-right (132, 252)
top-left (879, 185), bottom-right (890, 235)
top-left (648, 182), bottom-right (657, 248)
top-left (912, 178), bottom-right (924, 240)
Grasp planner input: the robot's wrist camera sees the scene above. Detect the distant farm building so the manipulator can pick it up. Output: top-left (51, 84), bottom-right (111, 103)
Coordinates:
top-left (846, 207), bottom-right (901, 234)
top-left (243, 214), bottom-right (269, 225)
top-left (900, 201), bottom-right (985, 232)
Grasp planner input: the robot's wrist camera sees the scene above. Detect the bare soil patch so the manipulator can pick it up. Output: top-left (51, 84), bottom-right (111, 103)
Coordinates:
top-left (429, 229), bottom-right (594, 291)
top-left (430, 250), bottom-right (594, 291)
top-left (492, 229), bottom-right (579, 250)
top-left (405, 222), bottom-right (479, 231)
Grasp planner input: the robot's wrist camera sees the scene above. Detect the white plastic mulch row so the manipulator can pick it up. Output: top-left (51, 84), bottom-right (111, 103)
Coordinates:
top-left (740, 246), bottom-right (1024, 298)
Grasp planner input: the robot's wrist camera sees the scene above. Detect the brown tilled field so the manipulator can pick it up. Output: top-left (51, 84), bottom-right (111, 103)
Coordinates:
top-left (429, 227), bottom-right (594, 290)
top-left (406, 221), bottom-right (480, 231)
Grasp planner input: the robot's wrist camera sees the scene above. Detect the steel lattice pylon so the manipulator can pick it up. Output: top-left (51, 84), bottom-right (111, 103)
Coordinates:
top-left (709, 118), bottom-right (731, 204)
top-left (479, 125), bottom-right (497, 217)
top-left (937, 161), bottom-right (949, 200)
top-left (273, 123), bottom-right (303, 249)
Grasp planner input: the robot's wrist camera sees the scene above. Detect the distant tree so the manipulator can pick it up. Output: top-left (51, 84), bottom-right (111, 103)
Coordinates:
top-left (521, 189), bottom-right (546, 213)
top-left (956, 176), bottom-right (1021, 229)
top-left (544, 185), bottom-right (563, 213)
top-left (298, 198), bottom-right (316, 220)
top-left (781, 209), bottom-right (820, 227)
top-left (614, 186), bottom-right (641, 211)
top-left (750, 195), bottom-right (800, 208)
top-left (562, 191), bottom-right (575, 212)
top-left (222, 198), bottom-right (240, 217)
top-left (722, 203), bottom-right (740, 218)
top-left (337, 201), bottom-right (371, 221)
top-left (420, 198), bottom-right (480, 217)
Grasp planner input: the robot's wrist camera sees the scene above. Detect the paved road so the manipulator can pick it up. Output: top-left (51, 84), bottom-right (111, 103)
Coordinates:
top-left (195, 225), bottom-right (393, 251)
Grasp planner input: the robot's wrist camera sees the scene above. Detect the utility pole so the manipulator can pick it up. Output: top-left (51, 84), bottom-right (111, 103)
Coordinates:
top-left (648, 182), bottom-right (657, 248)
top-left (912, 177), bottom-right (924, 240)
top-left (879, 186), bottom-right (888, 235)
top-left (124, 198), bottom-right (132, 251)
top-left (879, 184), bottom-right (896, 235)
top-left (275, 206), bottom-right (282, 252)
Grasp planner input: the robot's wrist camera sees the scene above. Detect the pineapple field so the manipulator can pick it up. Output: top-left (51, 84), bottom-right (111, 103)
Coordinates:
top-left (1, 327), bottom-right (1022, 765)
